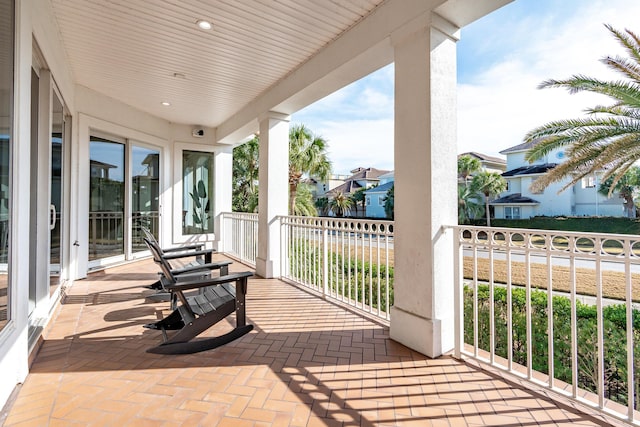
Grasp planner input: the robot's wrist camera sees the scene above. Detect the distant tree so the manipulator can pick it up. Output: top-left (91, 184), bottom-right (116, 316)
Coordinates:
top-left (598, 166), bottom-right (640, 218)
top-left (315, 197), bottom-right (329, 216)
top-left (330, 191), bottom-right (352, 218)
top-left (291, 184), bottom-right (317, 217)
top-left (458, 155), bottom-right (482, 187)
top-left (232, 136), bottom-right (259, 212)
top-left (525, 26), bottom-right (640, 193)
top-left (458, 154), bottom-right (484, 224)
top-left (458, 185), bottom-right (483, 224)
top-left (383, 185), bottom-right (394, 220)
top-left (350, 187), bottom-right (368, 216)
top-left (289, 124), bottom-right (332, 215)
top-left (471, 171), bottom-right (507, 227)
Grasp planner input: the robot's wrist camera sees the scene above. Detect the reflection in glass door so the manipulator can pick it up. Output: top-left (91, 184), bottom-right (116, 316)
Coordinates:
top-left (89, 137), bottom-right (125, 261)
top-left (50, 93), bottom-right (63, 281)
top-left (0, 0), bottom-right (11, 333)
top-left (131, 145), bottom-right (160, 253)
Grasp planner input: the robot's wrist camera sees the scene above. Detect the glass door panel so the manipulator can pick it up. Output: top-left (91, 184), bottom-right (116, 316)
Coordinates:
top-left (89, 137), bottom-right (125, 261)
top-left (0, 0), bottom-right (13, 331)
top-left (131, 145), bottom-right (159, 253)
top-left (50, 93), bottom-right (63, 277)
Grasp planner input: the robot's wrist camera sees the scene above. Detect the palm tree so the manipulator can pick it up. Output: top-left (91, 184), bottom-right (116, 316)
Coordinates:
top-left (232, 136), bottom-right (259, 212)
top-left (458, 185), bottom-right (483, 224)
top-left (471, 171), bottom-right (507, 227)
top-left (383, 185), bottom-right (394, 220)
top-left (458, 155), bottom-right (481, 187)
top-left (291, 184), bottom-right (318, 216)
top-left (350, 187), bottom-right (368, 217)
top-left (598, 166), bottom-right (640, 218)
top-left (458, 154), bottom-right (483, 224)
top-left (315, 197), bottom-right (329, 216)
top-left (329, 191), bottom-right (352, 218)
top-left (524, 25), bottom-right (640, 193)
top-left (289, 124), bottom-right (332, 215)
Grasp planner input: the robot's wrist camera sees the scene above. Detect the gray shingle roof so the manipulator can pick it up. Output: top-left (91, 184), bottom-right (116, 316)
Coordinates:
top-left (490, 193), bottom-right (540, 205)
top-left (502, 163), bottom-right (557, 177)
top-left (499, 138), bottom-right (543, 154)
top-left (458, 152), bottom-right (506, 165)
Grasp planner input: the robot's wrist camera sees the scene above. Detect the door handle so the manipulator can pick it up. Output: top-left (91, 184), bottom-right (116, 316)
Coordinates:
top-left (49, 204), bottom-right (56, 230)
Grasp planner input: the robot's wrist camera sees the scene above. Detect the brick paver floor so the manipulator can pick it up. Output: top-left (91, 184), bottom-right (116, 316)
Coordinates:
top-left (1, 257), bottom-right (622, 426)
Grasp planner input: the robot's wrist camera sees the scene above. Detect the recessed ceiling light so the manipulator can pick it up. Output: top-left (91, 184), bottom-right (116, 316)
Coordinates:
top-left (161, 101), bottom-right (171, 106)
top-left (196, 19), bottom-right (212, 30)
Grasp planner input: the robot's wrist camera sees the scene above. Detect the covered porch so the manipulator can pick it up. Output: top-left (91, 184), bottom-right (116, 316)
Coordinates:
top-left (2, 257), bottom-right (612, 426)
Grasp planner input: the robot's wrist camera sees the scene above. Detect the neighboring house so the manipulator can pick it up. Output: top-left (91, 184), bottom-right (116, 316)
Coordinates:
top-left (458, 152), bottom-right (506, 175)
top-left (306, 173), bottom-right (350, 199)
top-left (364, 171), bottom-right (394, 218)
top-left (492, 140), bottom-right (625, 219)
top-left (325, 167), bottom-right (391, 217)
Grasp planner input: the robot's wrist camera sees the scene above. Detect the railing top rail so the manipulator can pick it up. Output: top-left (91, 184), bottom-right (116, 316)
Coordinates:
top-left (221, 212), bottom-right (258, 219)
top-left (278, 215), bottom-right (394, 235)
top-left (447, 224), bottom-right (640, 242)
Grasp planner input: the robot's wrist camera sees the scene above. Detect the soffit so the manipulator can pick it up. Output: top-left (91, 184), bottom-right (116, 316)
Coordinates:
top-left (50, 0), bottom-right (384, 128)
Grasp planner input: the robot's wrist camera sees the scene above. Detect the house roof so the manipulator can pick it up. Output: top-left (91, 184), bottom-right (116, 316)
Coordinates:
top-left (326, 167), bottom-right (391, 196)
top-left (499, 138), bottom-right (542, 154)
top-left (325, 180), bottom-right (363, 196)
top-left (502, 163), bottom-right (557, 177)
top-left (347, 167), bottom-right (391, 180)
top-left (458, 152), bottom-right (506, 166)
top-left (490, 193), bottom-right (540, 205)
top-left (364, 181), bottom-right (394, 194)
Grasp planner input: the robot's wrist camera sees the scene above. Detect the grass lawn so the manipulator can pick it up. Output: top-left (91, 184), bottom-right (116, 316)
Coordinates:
top-left (464, 257), bottom-right (640, 302)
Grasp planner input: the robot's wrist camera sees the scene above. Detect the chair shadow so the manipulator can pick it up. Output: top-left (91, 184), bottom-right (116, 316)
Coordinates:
top-left (28, 280), bottom-right (606, 427)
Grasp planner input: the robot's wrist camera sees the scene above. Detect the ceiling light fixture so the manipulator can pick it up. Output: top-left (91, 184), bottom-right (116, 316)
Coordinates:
top-left (161, 101), bottom-right (171, 106)
top-left (196, 19), bottom-right (213, 30)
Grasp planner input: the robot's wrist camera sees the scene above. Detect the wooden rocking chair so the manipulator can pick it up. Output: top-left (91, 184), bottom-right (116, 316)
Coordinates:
top-left (144, 238), bottom-right (253, 354)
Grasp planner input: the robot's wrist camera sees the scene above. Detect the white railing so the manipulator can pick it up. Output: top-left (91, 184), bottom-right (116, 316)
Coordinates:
top-left (221, 212), bottom-right (258, 267)
top-left (451, 225), bottom-right (640, 425)
top-left (279, 216), bottom-right (394, 321)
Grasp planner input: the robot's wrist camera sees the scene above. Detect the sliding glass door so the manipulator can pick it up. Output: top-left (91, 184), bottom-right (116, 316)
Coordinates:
top-left (89, 137), bottom-right (161, 264)
top-left (89, 137), bottom-right (125, 261)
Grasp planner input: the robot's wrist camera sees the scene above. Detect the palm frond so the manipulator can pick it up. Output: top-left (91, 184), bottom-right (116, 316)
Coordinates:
top-left (605, 25), bottom-right (640, 68)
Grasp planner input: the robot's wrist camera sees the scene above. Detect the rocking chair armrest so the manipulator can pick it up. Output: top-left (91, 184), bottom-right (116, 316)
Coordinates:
top-left (161, 243), bottom-right (204, 253)
top-left (171, 261), bottom-right (232, 275)
top-left (161, 248), bottom-right (216, 260)
top-left (164, 271), bottom-right (253, 292)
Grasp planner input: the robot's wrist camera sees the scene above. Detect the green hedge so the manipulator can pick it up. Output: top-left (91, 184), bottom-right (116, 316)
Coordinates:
top-left (465, 285), bottom-right (640, 407)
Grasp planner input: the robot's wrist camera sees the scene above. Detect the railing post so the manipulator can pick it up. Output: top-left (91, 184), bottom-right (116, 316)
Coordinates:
top-left (239, 217), bottom-right (245, 263)
top-left (452, 226), bottom-right (462, 359)
top-left (322, 219), bottom-right (328, 298)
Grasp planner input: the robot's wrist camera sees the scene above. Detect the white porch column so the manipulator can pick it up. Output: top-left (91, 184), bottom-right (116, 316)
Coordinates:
top-left (213, 147), bottom-right (233, 252)
top-left (390, 14), bottom-right (460, 358)
top-left (256, 112), bottom-right (290, 278)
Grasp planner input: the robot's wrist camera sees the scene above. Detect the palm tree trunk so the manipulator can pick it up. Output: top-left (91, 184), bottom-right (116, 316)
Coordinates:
top-left (289, 182), bottom-right (297, 215)
top-left (485, 197), bottom-right (491, 227)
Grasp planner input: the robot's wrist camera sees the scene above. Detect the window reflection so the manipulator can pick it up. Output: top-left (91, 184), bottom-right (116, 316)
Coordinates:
top-left (132, 146), bottom-right (159, 252)
top-left (89, 138), bottom-right (125, 260)
top-left (0, 0), bottom-right (13, 331)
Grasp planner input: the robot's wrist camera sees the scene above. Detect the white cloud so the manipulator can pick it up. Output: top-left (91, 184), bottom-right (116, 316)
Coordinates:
top-left (294, 0), bottom-right (640, 173)
top-left (458, 0), bottom-right (640, 157)
top-left (319, 119), bottom-right (394, 174)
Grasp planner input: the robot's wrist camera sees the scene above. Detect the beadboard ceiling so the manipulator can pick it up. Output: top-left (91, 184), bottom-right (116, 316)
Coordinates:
top-left (49, 0), bottom-right (385, 129)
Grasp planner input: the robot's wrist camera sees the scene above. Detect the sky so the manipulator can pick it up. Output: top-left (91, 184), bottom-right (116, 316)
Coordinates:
top-left (291, 0), bottom-right (640, 175)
